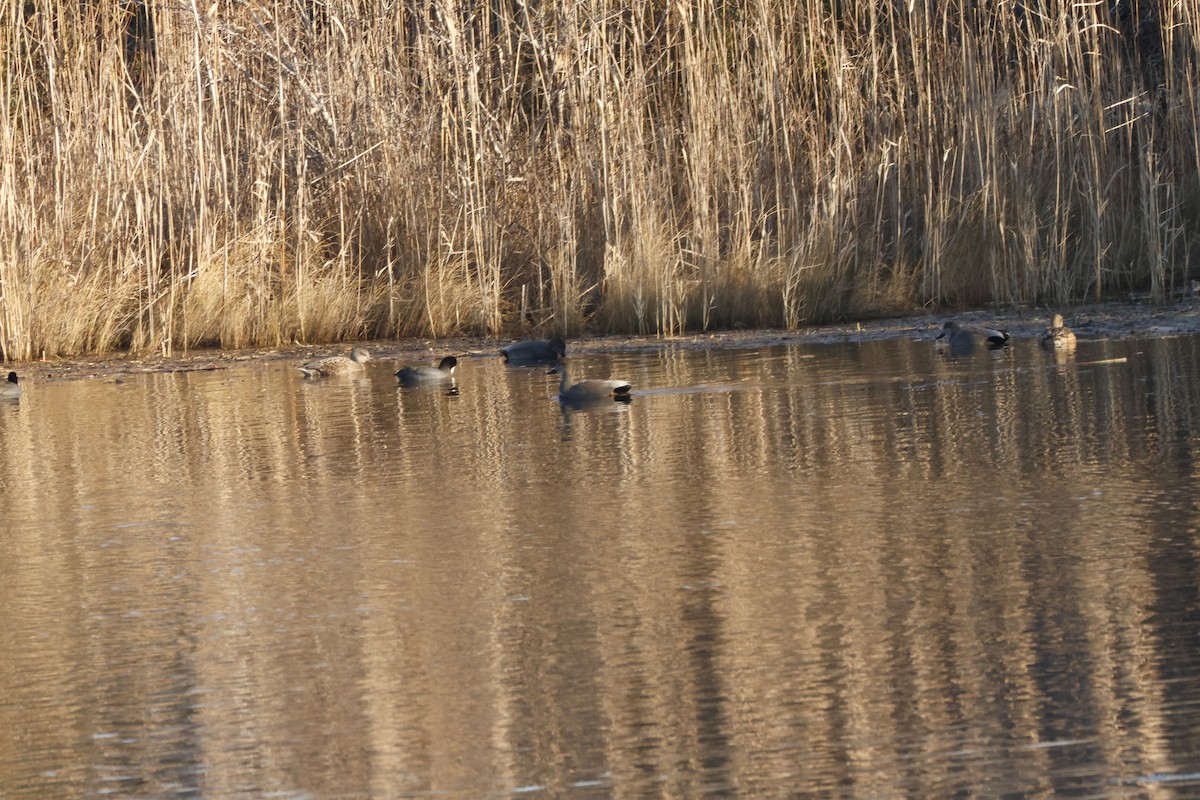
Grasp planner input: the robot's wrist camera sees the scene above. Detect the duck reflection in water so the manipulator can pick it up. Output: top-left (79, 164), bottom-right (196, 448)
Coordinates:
top-left (935, 321), bottom-right (1011, 356)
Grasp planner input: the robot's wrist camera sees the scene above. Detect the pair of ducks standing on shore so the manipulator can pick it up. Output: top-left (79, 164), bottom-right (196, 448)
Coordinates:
top-left (937, 314), bottom-right (1076, 354)
top-left (298, 336), bottom-right (632, 402)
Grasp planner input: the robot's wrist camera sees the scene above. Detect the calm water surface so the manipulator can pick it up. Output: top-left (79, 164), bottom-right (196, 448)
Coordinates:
top-left (2, 335), bottom-right (1200, 798)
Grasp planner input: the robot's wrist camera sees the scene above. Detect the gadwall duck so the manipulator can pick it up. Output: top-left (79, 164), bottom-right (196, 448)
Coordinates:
top-left (298, 347), bottom-right (371, 377)
top-left (1041, 313), bottom-right (1077, 349)
top-left (0, 371), bottom-right (20, 399)
top-left (936, 321), bottom-right (1011, 355)
top-left (554, 362), bottom-right (631, 403)
top-left (396, 355), bottom-right (458, 386)
top-left (501, 337), bottom-right (567, 364)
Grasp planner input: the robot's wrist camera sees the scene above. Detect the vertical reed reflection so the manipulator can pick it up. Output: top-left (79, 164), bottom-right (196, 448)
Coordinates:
top-left (0, 337), bottom-right (1198, 797)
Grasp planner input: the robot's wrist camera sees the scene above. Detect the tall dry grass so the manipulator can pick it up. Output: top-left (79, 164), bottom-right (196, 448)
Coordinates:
top-left (1, 1), bottom-right (1198, 359)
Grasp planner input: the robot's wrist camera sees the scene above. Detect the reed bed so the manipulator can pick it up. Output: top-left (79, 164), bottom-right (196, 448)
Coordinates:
top-left (1, 1), bottom-right (1197, 359)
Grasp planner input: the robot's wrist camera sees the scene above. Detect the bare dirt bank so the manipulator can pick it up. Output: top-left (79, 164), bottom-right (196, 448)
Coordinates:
top-left (15, 299), bottom-right (1200, 383)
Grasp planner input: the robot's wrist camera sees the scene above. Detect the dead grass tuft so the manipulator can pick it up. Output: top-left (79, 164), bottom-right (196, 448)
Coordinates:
top-left (2, 1), bottom-right (1199, 360)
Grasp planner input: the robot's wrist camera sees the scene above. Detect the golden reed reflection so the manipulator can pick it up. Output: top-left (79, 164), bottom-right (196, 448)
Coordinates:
top-left (0, 337), bottom-right (1198, 796)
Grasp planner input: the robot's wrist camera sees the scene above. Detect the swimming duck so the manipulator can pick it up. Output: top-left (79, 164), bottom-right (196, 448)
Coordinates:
top-left (1041, 313), bottom-right (1077, 349)
top-left (0, 371), bottom-right (20, 399)
top-left (501, 338), bottom-right (567, 364)
top-left (554, 362), bottom-right (631, 403)
top-left (935, 321), bottom-right (1011, 355)
top-left (298, 347), bottom-right (371, 377)
top-left (396, 355), bottom-right (458, 386)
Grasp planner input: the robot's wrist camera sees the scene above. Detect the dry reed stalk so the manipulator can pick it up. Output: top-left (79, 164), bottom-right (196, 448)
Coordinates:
top-left (1, 1), bottom-right (1199, 360)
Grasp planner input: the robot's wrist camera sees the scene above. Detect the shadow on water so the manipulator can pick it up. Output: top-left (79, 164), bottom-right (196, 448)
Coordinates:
top-left (2, 335), bottom-right (1200, 797)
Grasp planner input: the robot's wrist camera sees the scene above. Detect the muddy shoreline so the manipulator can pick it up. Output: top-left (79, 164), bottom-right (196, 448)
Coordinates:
top-left (13, 298), bottom-right (1200, 382)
